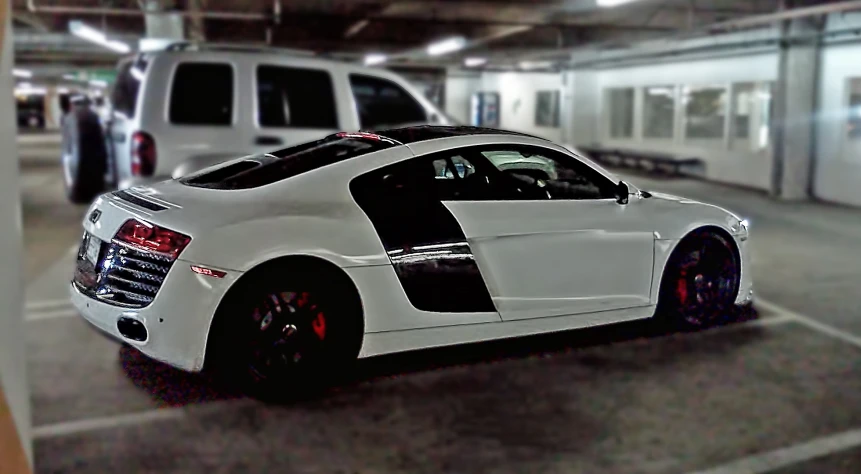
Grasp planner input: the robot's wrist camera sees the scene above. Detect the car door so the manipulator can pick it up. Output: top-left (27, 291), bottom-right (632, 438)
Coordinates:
top-left (440, 145), bottom-right (657, 320)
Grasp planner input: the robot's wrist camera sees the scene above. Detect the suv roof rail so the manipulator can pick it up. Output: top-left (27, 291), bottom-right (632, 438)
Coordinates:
top-left (162, 41), bottom-right (317, 57)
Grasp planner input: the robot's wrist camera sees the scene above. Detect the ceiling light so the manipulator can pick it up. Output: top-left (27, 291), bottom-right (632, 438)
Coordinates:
top-left (364, 53), bottom-right (387, 66)
top-left (70, 20), bottom-right (131, 54)
top-left (57, 87), bottom-right (70, 94)
top-left (597, 0), bottom-right (641, 7)
top-left (15, 85), bottom-right (46, 96)
top-left (519, 60), bottom-right (554, 70)
top-left (89, 79), bottom-right (109, 88)
top-left (62, 74), bottom-right (78, 81)
top-left (427, 37), bottom-right (466, 56)
top-left (464, 57), bottom-right (488, 67)
top-left (13, 69), bottom-right (32, 78)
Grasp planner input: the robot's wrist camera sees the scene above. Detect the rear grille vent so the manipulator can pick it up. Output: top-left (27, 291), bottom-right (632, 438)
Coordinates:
top-left (114, 190), bottom-right (168, 212)
top-left (74, 235), bottom-right (174, 308)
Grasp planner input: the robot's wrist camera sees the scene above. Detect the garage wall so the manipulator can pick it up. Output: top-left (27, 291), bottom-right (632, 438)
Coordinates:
top-left (814, 14), bottom-right (861, 207)
top-left (443, 71), bottom-right (564, 142)
top-left (571, 53), bottom-right (779, 190)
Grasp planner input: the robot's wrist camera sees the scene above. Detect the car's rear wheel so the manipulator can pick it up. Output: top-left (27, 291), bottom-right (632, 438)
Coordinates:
top-left (658, 230), bottom-right (740, 328)
top-left (208, 262), bottom-right (363, 398)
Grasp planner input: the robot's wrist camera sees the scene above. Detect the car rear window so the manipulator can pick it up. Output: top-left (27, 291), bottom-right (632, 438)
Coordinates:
top-left (111, 60), bottom-right (143, 118)
top-left (170, 62), bottom-right (234, 126)
top-left (350, 74), bottom-right (428, 129)
top-left (257, 65), bottom-right (338, 129)
top-left (180, 132), bottom-right (400, 190)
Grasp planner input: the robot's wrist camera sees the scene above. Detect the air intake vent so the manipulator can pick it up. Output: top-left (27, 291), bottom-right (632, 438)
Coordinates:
top-left (114, 190), bottom-right (168, 212)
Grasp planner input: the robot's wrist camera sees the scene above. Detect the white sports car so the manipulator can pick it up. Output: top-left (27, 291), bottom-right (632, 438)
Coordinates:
top-left (72, 126), bottom-right (753, 390)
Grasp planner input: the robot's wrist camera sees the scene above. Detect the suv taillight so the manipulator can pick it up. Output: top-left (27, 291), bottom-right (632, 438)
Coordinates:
top-left (131, 131), bottom-right (156, 177)
top-left (114, 219), bottom-right (190, 259)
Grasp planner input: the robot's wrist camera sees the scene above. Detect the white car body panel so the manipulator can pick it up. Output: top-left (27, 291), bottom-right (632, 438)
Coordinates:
top-left (74, 130), bottom-right (753, 373)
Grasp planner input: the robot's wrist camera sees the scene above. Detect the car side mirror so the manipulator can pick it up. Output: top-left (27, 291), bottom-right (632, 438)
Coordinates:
top-left (615, 181), bottom-right (629, 205)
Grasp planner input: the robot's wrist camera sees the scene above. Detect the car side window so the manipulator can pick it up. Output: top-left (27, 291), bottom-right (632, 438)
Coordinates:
top-left (480, 147), bottom-right (617, 200)
top-left (256, 65), bottom-right (338, 129)
top-left (349, 74), bottom-right (428, 129)
top-left (169, 62), bottom-right (234, 126)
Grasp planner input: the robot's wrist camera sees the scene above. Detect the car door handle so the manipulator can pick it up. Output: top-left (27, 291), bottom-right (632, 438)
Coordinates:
top-left (254, 135), bottom-right (284, 146)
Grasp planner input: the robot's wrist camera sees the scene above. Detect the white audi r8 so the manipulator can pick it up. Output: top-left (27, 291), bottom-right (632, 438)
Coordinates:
top-left (72, 126), bottom-right (753, 391)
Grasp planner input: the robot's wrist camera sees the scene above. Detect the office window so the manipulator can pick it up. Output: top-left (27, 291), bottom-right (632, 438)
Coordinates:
top-left (169, 63), bottom-right (233, 126)
top-left (535, 90), bottom-right (560, 127)
top-left (684, 85), bottom-right (727, 141)
top-left (643, 85), bottom-right (675, 139)
top-left (731, 82), bottom-right (774, 151)
top-left (848, 78), bottom-right (861, 140)
top-left (606, 88), bottom-right (634, 139)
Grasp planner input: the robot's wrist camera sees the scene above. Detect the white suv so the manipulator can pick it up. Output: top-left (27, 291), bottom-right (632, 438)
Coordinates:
top-left (64, 43), bottom-right (451, 201)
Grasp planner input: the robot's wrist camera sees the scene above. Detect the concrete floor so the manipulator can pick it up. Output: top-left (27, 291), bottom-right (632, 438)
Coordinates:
top-left (20, 137), bottom-right (861, 473)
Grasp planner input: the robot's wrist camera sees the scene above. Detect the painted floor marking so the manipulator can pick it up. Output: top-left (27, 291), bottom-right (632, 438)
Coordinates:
top-left (688, 427), bottom-right (861, 474)
top-left (757, 299), bottom-right (861, 349)
top-left (25, 299), bottom-right (72, 312)
top-left (25, 308), bottom-right (78, 322)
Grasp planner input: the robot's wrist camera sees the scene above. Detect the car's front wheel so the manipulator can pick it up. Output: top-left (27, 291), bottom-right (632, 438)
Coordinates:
top-left (208, 261), bottom-right (363, 398)
top-left (657, 230), bottom-right (740, 328)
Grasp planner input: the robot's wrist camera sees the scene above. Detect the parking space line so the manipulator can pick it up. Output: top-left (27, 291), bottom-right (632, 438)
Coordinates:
top-left (32, 408), bottom-right (186, 440)
top-left (688, 427), bottom-right (861, 474)
top-left (25, 299), bottom-right (72, 312)
top-left (25, 308), bottom-right (78, 322)
top-left (757, 299), bottom-right (861, 350)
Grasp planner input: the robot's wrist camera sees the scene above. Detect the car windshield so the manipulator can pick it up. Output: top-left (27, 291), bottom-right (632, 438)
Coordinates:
top-left (180, 133), bottom-right (400, 190)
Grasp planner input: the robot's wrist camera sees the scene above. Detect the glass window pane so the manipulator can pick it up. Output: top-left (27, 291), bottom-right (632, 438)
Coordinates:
top-left (607, 88), bottom-right (634, 139)
top-left (684, 85), bottom-right (727, 140)
top-left (169, 63), bottom-right (233, 126)
top-left (848, 78), bottom-right (861, 140)
top-left (643, 86), bottom-right (675, 139)
top-left (731, 82), bottom-right (774, 152)
top-left (349, 74), bottom-right (427, 129)
top-left (256, 66), bottom-right (338, 129)
top-left (535, 90), bottom-right (560, 127)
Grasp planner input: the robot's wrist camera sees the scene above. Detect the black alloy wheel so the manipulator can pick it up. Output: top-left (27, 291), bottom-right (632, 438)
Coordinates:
top-left (660, 232), bottom-right (740, 328)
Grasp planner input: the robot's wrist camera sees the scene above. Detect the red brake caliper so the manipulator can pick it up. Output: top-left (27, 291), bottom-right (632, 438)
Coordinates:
top-left (676, 270), bottom-right (688, 304)
top-left (312, 313), bottom-right (326, 340)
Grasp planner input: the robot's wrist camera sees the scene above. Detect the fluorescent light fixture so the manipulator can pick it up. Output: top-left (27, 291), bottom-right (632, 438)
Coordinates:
top-left (519, 60), bottom-right (554, 70)
top-left (427, 36), bottom-right (466, 56)
top-left (364, 53), bottom-right (387, 66)
top-left (12, 69), bottom-right (32, 78)
top-left (57, 87), bottom-right (70, 94)
top-left (597, 0), bottom-right (641, 7)
top-left (62, 74), bottom-right (78, 81)
top-left (464, 57), bottom-right (487, 67)
top-left (89, 79), bottom-right (109, 88)
top-left (15, 85), bottom-right (47, 95)
top-left (70, 20), bottom-right (131, 54)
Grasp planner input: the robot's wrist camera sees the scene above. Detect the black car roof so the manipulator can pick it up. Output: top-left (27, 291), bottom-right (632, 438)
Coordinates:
top-left (369, 125), bottom-right (547, 145)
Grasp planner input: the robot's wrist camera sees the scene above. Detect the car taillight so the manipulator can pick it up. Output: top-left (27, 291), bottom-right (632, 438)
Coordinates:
top-left (131, 131), bottom-right (156, 177)
top-left (114, 219), bottom-right (190, 259)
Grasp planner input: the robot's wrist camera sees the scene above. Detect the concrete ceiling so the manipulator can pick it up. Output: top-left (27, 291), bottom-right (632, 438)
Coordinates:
top-left (8, 0), bottom-right (840, 71)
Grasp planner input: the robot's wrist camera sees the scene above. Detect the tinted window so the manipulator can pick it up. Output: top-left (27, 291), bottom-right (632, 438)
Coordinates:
top-left (111, 61), bottom-right (142, 118)
top-left (350, 74), bottom-right (427, 129)
top-left (257, 66), bottom-right (338, 129)
top-left (482, 148), bottom-right (616, 200)
top-left (181, 133), bottom-right (398, 190)
top-left (170, 63), bottom-right (233, 126)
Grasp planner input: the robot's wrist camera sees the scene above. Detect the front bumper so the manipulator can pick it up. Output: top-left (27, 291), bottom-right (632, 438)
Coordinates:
top-left (70, 259), bottom-right (240, 372)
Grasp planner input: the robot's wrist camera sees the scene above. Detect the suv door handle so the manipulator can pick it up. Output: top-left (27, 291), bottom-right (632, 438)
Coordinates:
top-left (254, 135), bottom-right (284, 146)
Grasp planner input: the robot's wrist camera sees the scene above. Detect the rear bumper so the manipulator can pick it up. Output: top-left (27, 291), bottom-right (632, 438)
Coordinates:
top-left (70, 259), bottom-right (241, 372)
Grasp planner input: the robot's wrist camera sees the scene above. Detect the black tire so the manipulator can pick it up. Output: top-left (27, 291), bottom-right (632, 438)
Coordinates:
top-left (657, 230), bottom-right (740, 329)
top-left (207, 261), bottom-right (364, 399)
top-left (62, 108), bottom-right (108, 204)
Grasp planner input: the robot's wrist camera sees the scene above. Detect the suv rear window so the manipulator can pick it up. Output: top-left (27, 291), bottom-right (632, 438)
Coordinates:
top-left (170, 62), bottom-right (234, 126)
top-left (257, 66), bottom-right (338, 129)
top-left (181, 132), bottom-right (400, 190)
top-left (111, 61), bottom-right (142, 118)
top-left (350, 74), bottom-right (428, 129)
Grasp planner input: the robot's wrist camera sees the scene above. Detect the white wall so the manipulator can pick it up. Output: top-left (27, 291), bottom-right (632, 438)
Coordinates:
top-left (573, 53), bottom-right (778, 190)
top-left (814, 15), bottom-right (861, 207)
top-left (443, 71), bottom-right (564, 142)
top-left (0, 5), bottom-right (31, 465)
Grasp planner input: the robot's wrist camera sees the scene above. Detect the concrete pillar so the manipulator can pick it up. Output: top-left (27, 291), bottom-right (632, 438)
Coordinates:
top-left (0, 0), bottom-right (31, 471)
top-left (770, 16), bottom-right (823, 199)
top-left (143, 0), bottom-right (185, 42)
top-left (187, 0), bottom-right (206, 43)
